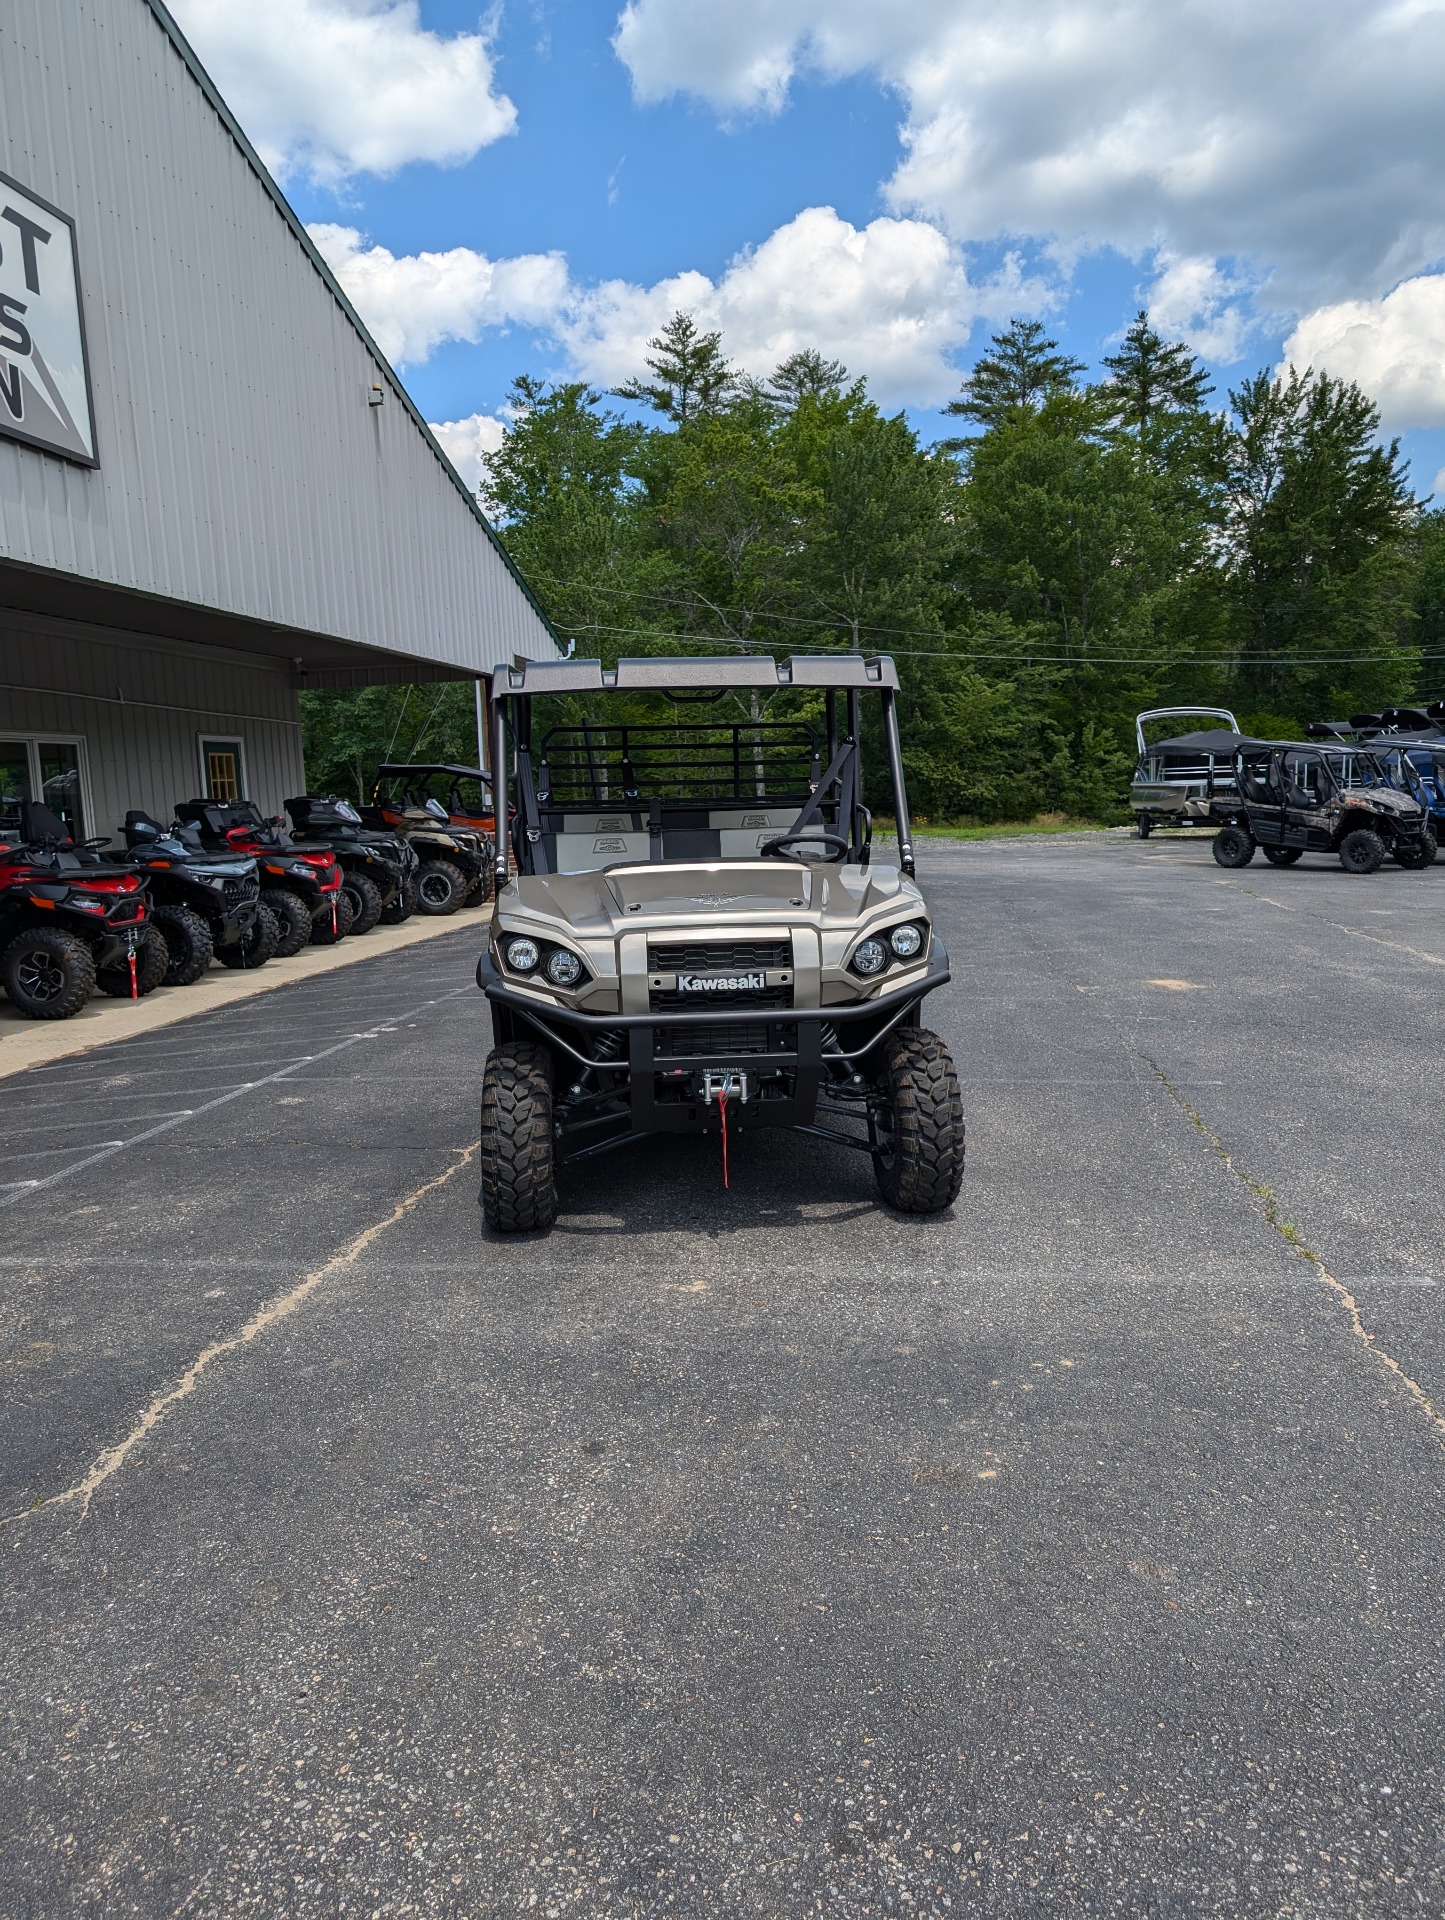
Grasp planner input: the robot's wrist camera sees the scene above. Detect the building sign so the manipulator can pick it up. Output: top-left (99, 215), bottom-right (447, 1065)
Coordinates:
top-left (0, 172), bottom-right (96, 466)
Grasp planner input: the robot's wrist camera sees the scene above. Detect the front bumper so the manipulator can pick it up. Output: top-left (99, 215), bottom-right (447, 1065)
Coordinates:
top-left (477, 944), bottom-right (951, 1140)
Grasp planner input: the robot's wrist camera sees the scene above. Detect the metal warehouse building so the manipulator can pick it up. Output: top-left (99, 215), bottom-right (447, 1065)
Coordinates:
top-left (2, 0), bottom-right (556, 843)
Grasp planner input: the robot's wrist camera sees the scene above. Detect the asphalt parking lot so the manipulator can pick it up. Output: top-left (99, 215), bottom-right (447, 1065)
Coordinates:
top-left (3, 832), bottom-right (1444, 1918)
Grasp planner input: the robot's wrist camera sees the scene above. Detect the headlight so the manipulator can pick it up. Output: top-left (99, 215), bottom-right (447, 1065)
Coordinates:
top-left (545, 948), bottom-right (583, 987)
top-left (852, 937), bottom-right (887, 976)
top-left (890, 923), bottom-right (924, 959)
top-left (505, 937), bottom-right (540, 972)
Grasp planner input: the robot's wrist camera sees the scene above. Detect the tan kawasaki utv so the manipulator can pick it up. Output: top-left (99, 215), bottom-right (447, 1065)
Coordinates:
top-left (474, 654), bottom-right (965, 1232)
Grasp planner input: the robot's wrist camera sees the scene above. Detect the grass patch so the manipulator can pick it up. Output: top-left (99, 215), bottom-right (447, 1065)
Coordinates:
top-left (876, 810), bottom-right (1116, 842)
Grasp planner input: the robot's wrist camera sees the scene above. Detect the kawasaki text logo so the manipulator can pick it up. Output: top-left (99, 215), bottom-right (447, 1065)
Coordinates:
top-left (677, 971), bottom-right (765, 993)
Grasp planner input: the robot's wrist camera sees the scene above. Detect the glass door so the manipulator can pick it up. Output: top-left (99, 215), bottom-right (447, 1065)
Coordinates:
top-left (0, 739), bottom-right (88, 840)
top-left (37, 742), bottom-right (85, 840)
top-left (0, 740), bottom-right (32, 835)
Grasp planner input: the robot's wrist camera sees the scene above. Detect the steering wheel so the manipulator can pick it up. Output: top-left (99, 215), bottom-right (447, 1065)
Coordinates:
top-left (760, 831), bottom-right (851, 863)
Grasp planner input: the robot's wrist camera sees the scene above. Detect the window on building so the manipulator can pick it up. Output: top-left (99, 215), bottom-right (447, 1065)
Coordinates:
top-left (1, 738), bottom-right (88, 840)
top-left (200, 738), bottom-right (246, 802)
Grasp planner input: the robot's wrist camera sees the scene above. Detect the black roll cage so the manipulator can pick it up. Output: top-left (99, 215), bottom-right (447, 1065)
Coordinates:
top-left (484, 655), bottom-right (916, 889)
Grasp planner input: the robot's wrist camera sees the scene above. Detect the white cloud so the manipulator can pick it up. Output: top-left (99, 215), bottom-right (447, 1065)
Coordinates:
top-left (560, 206), bottom-right (1043, 410)
top-left (316, 205), bottom-right (1034, 411)
top-left (1434, 467), bottom-right (1445, 501)
top-left (171, 0), bottom-right (516, 184)
top-left (429, 412), bottom-right (508, 492)
top-left (310, 224), bottom-right (568, 365)
top-left (1145, 253), bottom-right (1255, 364)
top-left (613, 0), bottom-right (1445, 311)
top-left (1283, 275), bottom-right (1445, 431)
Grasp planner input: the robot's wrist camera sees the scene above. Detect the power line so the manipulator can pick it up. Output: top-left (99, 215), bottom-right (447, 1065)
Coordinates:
top-left (561, 621), bottom-right (1445, 672)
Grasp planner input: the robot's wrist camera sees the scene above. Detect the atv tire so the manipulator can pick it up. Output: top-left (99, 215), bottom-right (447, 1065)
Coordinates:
top-left (1392, 830), bottom-right (1438, 870)
top-left (310, 886), bottom-right (356, 946)
top-left (379, 876), bottom-right (419, 927)
top-left (216, 902), bottom-right (280, 970)
top-left (1262, 846), bottom-right (1303, 867)
top-left (480, 1042), bottom-right (558, 1233)
top-left (1339, 828), bottom-right (1385, 874)
top-left (1212, 826), bottom-right (1255, 868)
top-left (869, 1028), bottom-right (965, 1214)
top-left (153, 904), bottom-right (213, 985)
top-left (97, 924), bottom-right (169, 998)
top-left (339, 870), bottom-right (384, 934)
top-left (416, 859), bottom-right (466, 916)
top-left (261, 888), bottom-right (314, 958)
top-left (2, 928), bottom-right (96, 1019)
top-left (463, 867), bottom-right (493, 907)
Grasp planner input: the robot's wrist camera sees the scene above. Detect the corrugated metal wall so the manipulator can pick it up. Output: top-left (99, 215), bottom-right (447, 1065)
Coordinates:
top-left (1, 614), bottom-right (304, 836)
top-left (0, 0), bottom-right (557, 675)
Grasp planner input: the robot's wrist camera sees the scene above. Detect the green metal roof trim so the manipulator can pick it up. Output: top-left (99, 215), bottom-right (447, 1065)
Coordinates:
top-left (142, 0), bottom-right (561, 659)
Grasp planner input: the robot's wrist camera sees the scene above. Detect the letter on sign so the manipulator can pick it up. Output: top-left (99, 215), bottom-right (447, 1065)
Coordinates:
top-left (0, 171), bottom-right (95, 465)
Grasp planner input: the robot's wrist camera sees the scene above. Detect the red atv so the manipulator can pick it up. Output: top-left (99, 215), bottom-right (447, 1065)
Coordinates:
top-left (0, 803), bottom-right (162, 1018)
top-left (173, 800), bottom-right (348, 956)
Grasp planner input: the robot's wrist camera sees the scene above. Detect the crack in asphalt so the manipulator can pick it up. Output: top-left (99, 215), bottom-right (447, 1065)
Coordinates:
top-left (1145, 1055), bottom-right (1445, 1444)
top-left (1219, 878), bottom-right (1445, 967)
top-left (0, 1143), bottom-right (479, 1532)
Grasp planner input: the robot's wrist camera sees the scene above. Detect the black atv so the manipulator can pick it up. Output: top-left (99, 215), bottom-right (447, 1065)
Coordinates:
top-left (119, 811), bottom-right (279, 981)
top-left (1211, 743), bottom-right (1435, 873)
top-left (284, 796), bottom-right (419, 933)
top-left (174, 800), bottom-right (349, 955)
top-left (0, 803), bottom-right (163, 1017)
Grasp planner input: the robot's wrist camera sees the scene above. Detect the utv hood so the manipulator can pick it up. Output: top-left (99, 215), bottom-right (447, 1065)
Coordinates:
top-left (503, 860), bottom-right (917, 937)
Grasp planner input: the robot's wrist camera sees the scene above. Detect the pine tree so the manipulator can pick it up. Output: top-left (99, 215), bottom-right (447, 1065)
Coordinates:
top-left (615, 312), bottom-right (736, 424)
top-left (1224, 367), bottom-right (1418, 715)
top-left (765, 349), bottom-right (849, 412)
top-left (945, 318), bottom-right (1084, 433)
top-left (1103, 311), bottom-right (1212, 434)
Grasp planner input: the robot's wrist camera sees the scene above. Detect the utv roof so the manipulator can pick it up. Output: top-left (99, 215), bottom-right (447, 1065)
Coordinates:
top-left (492, 654), bottom-right (901, 695)
top-left (374, 763), bottom-right (490, 780)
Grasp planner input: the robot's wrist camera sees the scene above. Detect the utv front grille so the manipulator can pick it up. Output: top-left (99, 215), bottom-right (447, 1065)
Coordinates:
top-left (649, 985), bottom-right (793, 1012)
top-left (647, 939), bottom-right (791, 972)
top-left (653, 1022), bottom-right (798, 1059)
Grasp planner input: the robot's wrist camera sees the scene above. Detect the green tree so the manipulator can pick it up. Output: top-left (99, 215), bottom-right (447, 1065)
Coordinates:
top-left (299, 682), bottom-right (482, 804)
top-left (763, 349), bottom-right (849, 412)
top-left (1222, 367), bottom-right (1419, 717)
top-left (614, 311), bottom-right (736, 424)
top-left (1102, 311), bottom-right (1212, 434)
top-left (945, 318), bottom-right (1085, 435)
top-left (481, 376), bottom-right (645, 653)
top-left (1412, 508), bottom-right (1445, 696)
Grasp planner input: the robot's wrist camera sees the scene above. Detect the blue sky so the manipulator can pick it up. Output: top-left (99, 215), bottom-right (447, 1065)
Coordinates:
top-left (174, 0), bottom-right (1445, 493)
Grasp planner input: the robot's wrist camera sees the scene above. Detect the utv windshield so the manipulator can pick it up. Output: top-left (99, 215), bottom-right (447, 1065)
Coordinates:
top-left (487, 655), bottom-right (913, 885)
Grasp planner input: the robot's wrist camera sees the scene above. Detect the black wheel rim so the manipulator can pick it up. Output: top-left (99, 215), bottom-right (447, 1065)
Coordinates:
top-left (419, 873), bottom-right (451, 906)
top-left (15, 948), bottom-right (67, 1001)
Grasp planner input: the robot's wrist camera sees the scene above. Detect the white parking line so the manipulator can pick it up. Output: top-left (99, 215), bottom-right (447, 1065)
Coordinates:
top-left (0, 988), bottom-right (470, 1210)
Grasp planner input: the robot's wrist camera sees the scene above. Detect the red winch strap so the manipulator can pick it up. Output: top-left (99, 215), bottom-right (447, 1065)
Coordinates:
top-left (718, 1088), bottom-right (729, 1190)
top-left (128, 947), bottom-right (138, 999)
